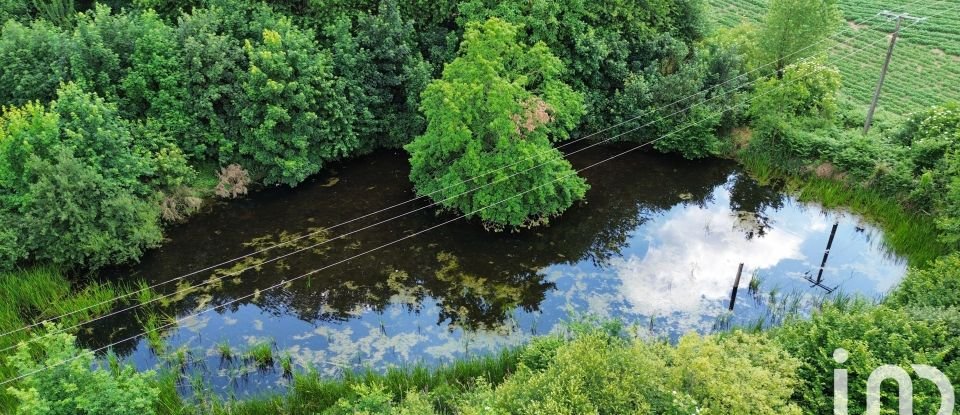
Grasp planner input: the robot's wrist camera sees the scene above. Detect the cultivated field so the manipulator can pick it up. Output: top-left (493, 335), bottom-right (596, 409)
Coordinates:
top-left (707, 0), bottom-right (960, 115)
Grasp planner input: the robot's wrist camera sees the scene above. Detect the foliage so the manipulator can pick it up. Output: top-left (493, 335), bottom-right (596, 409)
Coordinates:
top-left (405, 18), bottom-right (587, 229)
top-left (456, 329), bottom-right (800, 414)
top-left (887, 253), bottom-right (960, 308)
top-left (457, 0), bottom-right (709, 132)
top-left (0, 84), bottom-right (174, 269)
top-left (611, 39), bottom-right (742, 159)
top-left (66, 5), bottom-right (138, 101)
top-left (31, 0), bottom-right (75, 26)
top-left (118, 10), bottom-right (195, 159)
top-left (323, 384), bottom-right (435, 415)
top-left (750, 58), bottom-right (841, 124)
top-left (0, 20), bottom-right (69, 105)
top-left (772, 302), bottom-right (959, 415)
top-left (175, 5), bottom-right (245, 160)
top-left (0, 0), bottom-right (31, 23)
top-left (238, 16), bottom-right (358, 186)
top-left (328, 0), bottom-right (431, 150)
top-left (7, 324), bottom-right (160, 415)
top-left (756, 0), bottom-right (841, 75)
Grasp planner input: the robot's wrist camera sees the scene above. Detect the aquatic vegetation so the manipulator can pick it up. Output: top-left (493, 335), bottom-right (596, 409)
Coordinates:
top-left (279, 353), bottom-right (294, 376)
top-left (217, 341), bottom-right (234, 361)
top-left (245, 340), bottom-right (275, 368)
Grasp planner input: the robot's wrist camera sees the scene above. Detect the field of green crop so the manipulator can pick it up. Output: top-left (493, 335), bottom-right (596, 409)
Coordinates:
top-left (707, 0), bottom-right (960, 115)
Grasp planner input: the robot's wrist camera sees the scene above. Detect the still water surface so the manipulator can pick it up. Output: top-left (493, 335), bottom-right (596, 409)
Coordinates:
top-left (90, 144), bottom-right (905, 396)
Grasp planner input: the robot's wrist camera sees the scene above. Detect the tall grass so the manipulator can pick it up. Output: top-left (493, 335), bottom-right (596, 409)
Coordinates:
top-left (739, 154), bottom-right (946, 265)
top-left (0, 266), bottom-right (154, 412)
top-left (200, 348), bottom-right (522, 415)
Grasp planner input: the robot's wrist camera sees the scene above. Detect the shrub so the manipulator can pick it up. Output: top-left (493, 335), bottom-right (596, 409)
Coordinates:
top-left (0, 19), bottom-right (69, 105)
top-left (0, 84), bottom-right (172, 269)
top-left (405, 18), bottom-right (588, 229)
top-left (773, 302), bottom-right (956, 415)
top-left (457, 329), bottom-right (800, 414)
top-left (887, 253), bottom-right (960, 308)
top-left (750, 58), bottom-right (841, 124)
top-left (238, 16), bottom-right (358, 185)
top-left (175, 5), bottom-right (246, 160)
top-left (323, 384), bottom-right (435, 415)
top-left (328, 0), bottom-right (431, 150)
top-left (7, 323), bottom-right (160, 415)
top-left (17, 149), bottom-right (163, 268)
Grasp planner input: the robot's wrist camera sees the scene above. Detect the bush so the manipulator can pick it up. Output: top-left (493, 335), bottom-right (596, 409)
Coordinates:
top-left (773, 302), bottom-right (956, 415)
top-left (887, 253), bottom-right (960, 308)
top-left (323, 384), bottom-right (435, 415)
top-left (18, 149), bottom-right (163, 268)
top-left (750, 58), bottom-right (841, 124)
top-left (7, 324), bottom-right (160, 415)
top-left (405, 18), bottom-right (588, 229)
top-left (456, 329), bottom-right (800, 415)
top-left (238, 16), bottom-right (358, 185)
top-left (175, 5), bottom-right (246, 160)
top-left (0, 19), bottom-right (69, 105)
top-left (0, 84), bottom-right (172, 269)
top-left (328, 0), bottom-right (431, 150)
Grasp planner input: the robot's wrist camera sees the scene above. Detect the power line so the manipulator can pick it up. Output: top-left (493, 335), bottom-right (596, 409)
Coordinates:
top-left (1, 0), bottom-right (930, 344)
top-left (863, 10), bottom-right (928, 133)
top-left (4, 5), bottom-right (952, 383)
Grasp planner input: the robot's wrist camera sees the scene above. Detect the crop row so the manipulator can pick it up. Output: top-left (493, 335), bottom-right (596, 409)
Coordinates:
top-left (706, 0), bottom-right (960, 113)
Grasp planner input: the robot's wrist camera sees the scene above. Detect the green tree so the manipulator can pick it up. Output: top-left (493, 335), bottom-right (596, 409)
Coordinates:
top-left (7, 324), bottom-right (160, 415)
top-left (405, 18), bottom-right (587, 230)
top-left (119, 10), bottom-right (195, 158)
top-left (0, 20), bottom-right (69, 105)
top-left (750, 58), bottom-right (841, 125)
top-left (238, 16), bottom-right (358, 185)
top-left (328, 0), bottom-right (431, 150)
top-left (66, 5), bottom-right (137, 100)
top-left (757, 0), bottom-right (841, 75)
top-left (0, 0), bottom-right (31, 23)
top-left (0, 84), bottom-right (170, 269)
top-left (175, 5), bottom-right (246, 160)
top-left (458, 0), bottom-right (708, 131)
top-left (18, 149), bottom-right (163, 268)
top-left (611, 38), bottom-right (740, 159)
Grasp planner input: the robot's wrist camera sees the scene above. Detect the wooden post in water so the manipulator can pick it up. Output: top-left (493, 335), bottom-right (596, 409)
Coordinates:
top-left (729, 263), bottom-right (744, 311)
top-left (816, 222), bottom-right (839, 284)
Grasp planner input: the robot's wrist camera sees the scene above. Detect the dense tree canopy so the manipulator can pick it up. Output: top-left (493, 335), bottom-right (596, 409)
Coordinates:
top-left (238, 16), bottom-right (357, 186)
top-left (757, 0), bottom-right (842, 75)
top-left (406, 18), bottom-right (587, 229)
top-left (0, 84), bottom-right (179, 268)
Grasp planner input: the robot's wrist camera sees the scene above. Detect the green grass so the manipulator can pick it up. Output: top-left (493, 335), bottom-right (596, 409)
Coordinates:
top-left (740, 154), bottom-right (947, 265)
top-left (202, 348), bottom-right (522, 415)
top-left (217, 340), bottom-right (234, 361)
top-left (0, 266), bottom-right (147, 411)
top-left (707, 0), bottom-right (960, 114)
top-left (246, 340), bottom-right (275, 367)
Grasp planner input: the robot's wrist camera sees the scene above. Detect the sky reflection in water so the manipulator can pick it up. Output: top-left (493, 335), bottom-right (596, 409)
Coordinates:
top-left (91, 147), bottom-right (905, 397)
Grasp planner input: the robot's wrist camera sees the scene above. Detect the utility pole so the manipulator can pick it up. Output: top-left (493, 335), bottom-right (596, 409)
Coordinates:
top-left (864, 11), bottom-right (926, 134)
top-left (728, 263), bottom-right (744, 311)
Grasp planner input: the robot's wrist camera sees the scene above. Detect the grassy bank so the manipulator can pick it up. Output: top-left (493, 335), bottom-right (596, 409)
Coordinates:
top-left (739, 153), bottom-right (948, 265)
top-left (0, 266), bottom-right (151, 410)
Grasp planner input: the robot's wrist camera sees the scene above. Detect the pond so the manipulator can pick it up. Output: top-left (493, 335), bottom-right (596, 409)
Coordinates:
top-left (87, 143), bottom-right (905, 397)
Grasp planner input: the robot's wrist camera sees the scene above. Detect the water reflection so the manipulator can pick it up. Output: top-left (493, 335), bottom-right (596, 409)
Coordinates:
top-left (88, 144), bottom-right (905, 397)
